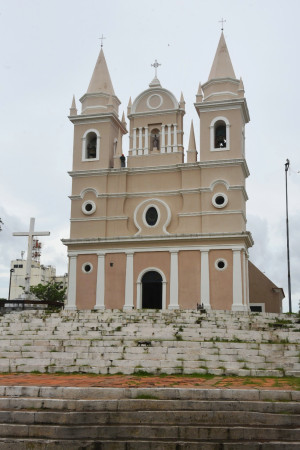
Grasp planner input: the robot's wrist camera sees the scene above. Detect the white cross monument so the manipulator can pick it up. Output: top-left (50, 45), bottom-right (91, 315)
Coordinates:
top-left (13, 218), bottom-right (50, 299)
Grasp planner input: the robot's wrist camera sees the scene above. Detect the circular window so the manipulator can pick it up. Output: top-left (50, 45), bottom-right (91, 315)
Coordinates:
top-left (82, 200), bottom-right (96, 215)
top-left (145, 206), bottom-right (158, 226)
top-left (215, 259), bottom-right (228, 271)
top-left (82, 262), bottom-right (93, 274)
top-left (212, 193), bottom-right (228, 209)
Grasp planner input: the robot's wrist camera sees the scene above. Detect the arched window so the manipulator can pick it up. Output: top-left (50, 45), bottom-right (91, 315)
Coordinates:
top-left (86, 132), bottom-right (97, 158)
top-left (82, 129), bottom-right (100, 161)
top-left (214, 120), bottom-right (226, 148)
top-left (210, 117), bottom-right (230, 151)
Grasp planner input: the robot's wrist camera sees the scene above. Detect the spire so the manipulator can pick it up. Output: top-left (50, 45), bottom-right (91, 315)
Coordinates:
top-left (188, 120), bottom-right (196, 151)
top-left (179, 92), bottom-right (185, 109)
top-left (187, 120), bottom-right (197, 163)
top-left (121, 111), bottom-right (126, 126)
top-left (127, 97), bottom-right (132, 115)
top-left (87, 48), bottom-right (115, 95)
top-left (208, 32), bottom-right (236, 80)
top-left (196, 82), bottom-right (203, 103)
top-left (69, 95), bottom-right (77, 116)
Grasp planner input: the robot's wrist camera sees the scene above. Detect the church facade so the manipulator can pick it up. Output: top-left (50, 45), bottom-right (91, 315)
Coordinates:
top-left (63, 33), bottom-right (254, 312)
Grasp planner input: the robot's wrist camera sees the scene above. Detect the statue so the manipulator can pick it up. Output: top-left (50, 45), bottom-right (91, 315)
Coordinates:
top-left (153, 134), bottom-right (159, 149)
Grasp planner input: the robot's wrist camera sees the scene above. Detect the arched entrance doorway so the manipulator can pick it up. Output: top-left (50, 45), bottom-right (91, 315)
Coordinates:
top-left (142, 271), bottom-right (162, 309)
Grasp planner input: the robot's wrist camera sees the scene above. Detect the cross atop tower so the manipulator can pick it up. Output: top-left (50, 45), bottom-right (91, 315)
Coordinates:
top-left (151, 59), bottom-right (161, 78)
top-left (219, 17), bottom-right (226, 31)
top-left (13, 218), bottom-right (50, 297)
top-left (99, 34), bottom-right (106, 48)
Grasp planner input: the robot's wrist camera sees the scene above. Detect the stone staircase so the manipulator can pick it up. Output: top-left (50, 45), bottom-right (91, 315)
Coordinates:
top-left (0, 309), bottom-right (299, 377)
top-left (0, 386), bottom-right (298, 448)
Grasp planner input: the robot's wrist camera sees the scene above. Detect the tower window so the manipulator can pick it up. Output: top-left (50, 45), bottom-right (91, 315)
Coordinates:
top-left (215, 121), bottom-right (227, 148)
top-left (86, 132), bottom-right (97, 158)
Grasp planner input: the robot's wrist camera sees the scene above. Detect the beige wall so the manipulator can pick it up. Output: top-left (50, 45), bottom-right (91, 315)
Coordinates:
top-left (105, 253), bottom-right (126, 309)
top-left (209, 250), bottom-right (233, 310)
top-left (76, 254), bottom-right (97, 309)
top-left (178, 251), bottom-right (201, 309)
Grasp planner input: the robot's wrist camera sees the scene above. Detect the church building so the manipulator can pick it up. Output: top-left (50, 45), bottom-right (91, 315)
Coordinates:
top-left (62, 33), bottom-right (269, 312)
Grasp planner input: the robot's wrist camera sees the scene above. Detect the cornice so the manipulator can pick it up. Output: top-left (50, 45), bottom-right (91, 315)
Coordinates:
top-left (69, 183), bottom-right (248, 201)
top-left (68, 158), bottom-right (250, 178)
top-left (62, 230), bottom-right (254, 248)
top-left (68, 113), bottom-right (127, 134)
top-left (194, 98), bottom-right (250, 124)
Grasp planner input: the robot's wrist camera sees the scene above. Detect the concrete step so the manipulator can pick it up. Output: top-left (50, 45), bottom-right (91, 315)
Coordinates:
top-left (0, 424), bottom-right (299, 441)
top-left (0, 410), bottom-right (299, 427)
top-left (0, 439), bottom-right (299, 449)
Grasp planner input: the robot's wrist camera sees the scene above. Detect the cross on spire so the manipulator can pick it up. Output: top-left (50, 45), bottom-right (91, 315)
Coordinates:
top-left (99, 34), bottom-right (106, 48)
top-left (151, 59), bottom-right (161, 78)
top-left (219, 17), bottom-right (226, 31)
top-left (13, 218), bottom-right (50, 297)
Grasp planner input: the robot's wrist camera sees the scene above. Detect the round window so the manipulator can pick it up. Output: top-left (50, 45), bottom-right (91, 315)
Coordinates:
top-left (145, 207), bottom-right (158, 226)
top-left (82, 200), bottom-right (96, 215)
top-left (212, 193), bottom-right (228, 209)
top-left (82, 262), bottom-right (93, 273)
top-left (215, 259), bottom-right (227, 271)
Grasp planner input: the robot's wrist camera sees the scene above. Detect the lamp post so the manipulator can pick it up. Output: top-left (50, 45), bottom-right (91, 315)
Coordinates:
top-left (285, 159), bottom-right (292, 313)
top-left (8, 268), bottom-right (14, 300)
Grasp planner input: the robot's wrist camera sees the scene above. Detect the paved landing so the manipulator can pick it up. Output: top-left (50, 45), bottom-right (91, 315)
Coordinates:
top-left (0, 373), bottom-right (298, 390)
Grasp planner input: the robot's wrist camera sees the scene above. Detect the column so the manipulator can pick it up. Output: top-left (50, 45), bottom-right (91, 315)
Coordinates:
top-left (144, 127), bottom-right (149, 154)
top-left (94, 253), bottom-right (105, 310)
top-left (124, 252), bottom-right (134, 310)
top-left (169, 250), bottom-right (179, 310)
top-left (138, 127), bottom-right (143, 155)
top-left (132, 128), bottom-right (137, 156)
top-left (65, 255), bottom-right (77, 310)
top-left (167, 124), bottom-right (172, 152)
top-left (232, 249), bottom-right (244, 311)
top-left (173, 123), bottom-right (178, 152)
top-left (161, 125), bottom-right (166, 153)
top-left (200, 251), bottom-right (211, 309)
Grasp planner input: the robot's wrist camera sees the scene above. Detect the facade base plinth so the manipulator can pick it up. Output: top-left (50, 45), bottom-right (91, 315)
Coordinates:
top-left (93, 306), bottom-right (105, 311)
top-left (65, 306), bottom-right (77, 311)
top-left (168, 305), bottom-right (180, 310)
top-left (232, 304), bottom-right (248, 312)
top-left (123, 305), bottom-right (134, 311)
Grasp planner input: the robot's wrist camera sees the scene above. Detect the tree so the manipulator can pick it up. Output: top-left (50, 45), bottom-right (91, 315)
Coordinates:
top-left (29, 281), bottom-right (67, 304)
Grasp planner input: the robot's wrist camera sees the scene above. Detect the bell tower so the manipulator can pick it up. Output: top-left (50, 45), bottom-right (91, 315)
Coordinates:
top-left (195, 32), bottom-right (250, 162)
top-left (69, 47), bottom-right (127, 171)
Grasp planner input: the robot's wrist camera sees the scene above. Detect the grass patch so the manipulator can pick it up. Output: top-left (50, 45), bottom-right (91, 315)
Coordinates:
top-left (135, 394), bottom-right (159, 400)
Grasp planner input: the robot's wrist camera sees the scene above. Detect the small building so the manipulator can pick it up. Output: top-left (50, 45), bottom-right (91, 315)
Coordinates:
top-left (248, 262), bottom-right (284, 313)
top-left (9, 259), bottom-right (68, 300)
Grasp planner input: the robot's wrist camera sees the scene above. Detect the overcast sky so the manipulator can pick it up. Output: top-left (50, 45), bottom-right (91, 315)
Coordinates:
top-left (0, 0), bottom-right (299, 312)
